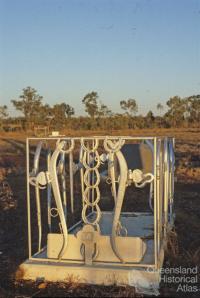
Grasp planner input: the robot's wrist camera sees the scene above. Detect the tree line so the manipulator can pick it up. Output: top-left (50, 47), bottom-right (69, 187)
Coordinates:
top-left (0, 86), bottom-right (200, 131)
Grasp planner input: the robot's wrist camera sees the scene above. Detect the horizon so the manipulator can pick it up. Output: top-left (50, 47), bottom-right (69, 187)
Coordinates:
top-left (1, 0), bottom-right (200, 117)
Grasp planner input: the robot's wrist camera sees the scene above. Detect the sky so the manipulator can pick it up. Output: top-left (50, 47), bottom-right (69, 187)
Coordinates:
top-left (0, 0), bottom-right (200, 116)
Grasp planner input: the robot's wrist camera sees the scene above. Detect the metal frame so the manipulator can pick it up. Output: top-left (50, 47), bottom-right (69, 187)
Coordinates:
top-left (26, 136), bottom-right (174, 270)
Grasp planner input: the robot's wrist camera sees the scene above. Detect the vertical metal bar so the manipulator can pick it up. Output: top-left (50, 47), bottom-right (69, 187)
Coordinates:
top-left (153, 137), bottom-right (158, 268)
top-left (164, 137), bottom-right (169, 237)
top-left (61, 152), bottom-right (67, 216)
top-left (79, 146), bottom-right (84, 208)
top-left (170, 138), bottom-right (175, 225)
top-left (47, 149), bottom-right (52, 232)
top-left (69, 150), bottom-right (74, 213)
top-left (91, 140), bottom-right (94, 213)
top-left (160, 141), bottom-right (164, 241)
top-left (26, 138), bottom-right (32, 258)
top-left (173, 137), bottom-right (175, 196)
top-left (156, 140), bottom-right (160, 254)
top-left (87, 147), bottom-right (91, 213)
top-left (35, 186), bottom-right (42, 252)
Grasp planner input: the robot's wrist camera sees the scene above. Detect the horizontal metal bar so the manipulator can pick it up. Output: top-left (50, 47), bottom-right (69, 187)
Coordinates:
top-left (29, 256), bottom-right (155, 268)
top-left (28, 136), bottom-right (157, 141)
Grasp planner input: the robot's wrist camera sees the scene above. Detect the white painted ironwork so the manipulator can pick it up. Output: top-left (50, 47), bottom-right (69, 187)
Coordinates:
top-left (81, 138), bottom-right (101, 228)
top-left (25, 135), bottom-right (175, 275)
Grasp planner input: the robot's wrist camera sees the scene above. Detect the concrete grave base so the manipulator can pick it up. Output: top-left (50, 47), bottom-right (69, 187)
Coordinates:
top-left (17, 212), bottom-right (165, 295)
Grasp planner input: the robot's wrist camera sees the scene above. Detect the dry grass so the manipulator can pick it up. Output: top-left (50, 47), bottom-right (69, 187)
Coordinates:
top-left (165, 228), bottom-right (179, 259)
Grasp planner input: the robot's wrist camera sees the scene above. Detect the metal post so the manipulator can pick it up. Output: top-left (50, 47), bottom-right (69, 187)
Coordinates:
top-left (26, 138), bottom-right (32, 258)
top-left (156, 139), bottom-right (161, 254)
top-left (153, 137), bottom-right (158, 269)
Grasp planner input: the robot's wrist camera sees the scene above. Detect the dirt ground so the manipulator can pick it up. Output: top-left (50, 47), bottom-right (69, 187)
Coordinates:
top-left (0, 129), bottom-right (200, 297)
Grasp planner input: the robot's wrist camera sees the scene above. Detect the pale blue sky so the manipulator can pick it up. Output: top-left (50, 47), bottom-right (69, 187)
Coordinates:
top-left (0, 0), bottom-right (200, 116)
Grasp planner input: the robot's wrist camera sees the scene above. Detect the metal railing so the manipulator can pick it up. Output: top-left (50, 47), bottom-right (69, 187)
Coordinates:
top-left (25, 136), bottom-right (175, 269)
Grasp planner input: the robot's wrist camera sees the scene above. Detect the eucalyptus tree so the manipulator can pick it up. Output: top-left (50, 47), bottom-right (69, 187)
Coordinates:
top-left (156, 103), bottom-right (164, 127)
top-left (166, 96), bottom-right (186, 127)
top-left (11, 86), bottom-right (43, 125)
top-left (156, 103), bottom-right (164, 116)
top-left (82, 91), bottom-right (99, 118)
top-left (51, 103), bottom-right (75, 129)
top-left (0, 105), bottom-right (8, 119)
top-left (120, 99), bottom-right (138, 116)
top-left (145, 110), bottom-right (155, 128)
top-left (186, 95), bottom-right (200, 126)
top-left (0, 105), bottom-right (8, 130)
top-left (98, 103), bottom-right (112, 117)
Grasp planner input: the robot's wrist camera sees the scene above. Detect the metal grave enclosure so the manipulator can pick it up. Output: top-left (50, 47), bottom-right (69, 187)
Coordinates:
top-left (18, 136), bottom-right (175, 293)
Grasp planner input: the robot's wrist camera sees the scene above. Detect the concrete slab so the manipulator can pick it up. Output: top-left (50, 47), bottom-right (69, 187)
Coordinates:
top-left (17, 212), bottom-right (164, 295)
top-left (18, 259), bottom-right (161, 295)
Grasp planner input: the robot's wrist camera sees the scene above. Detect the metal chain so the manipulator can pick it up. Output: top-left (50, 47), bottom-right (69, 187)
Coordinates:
top-left (81, 138), bottom-right (101, 226)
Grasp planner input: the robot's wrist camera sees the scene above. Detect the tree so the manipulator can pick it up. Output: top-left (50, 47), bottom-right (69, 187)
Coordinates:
top-left (36, 104), bottom-right (52, 125)
top-left (11, 86), bottom-right (43, 123)
top-left (98, 102), bottom-right (112, 117)
top-left (186, 95), bottom-right (200, 126)
top-left (0, 105), bottom-right (8, 130)
top-left (50, 103), bottom-right (74, 129)
top-left (165, 96), bottom-right (186, 127)
top-left (156, 103), bottom-right (164, 127)
top-left (145, 110), bottom-right (155, 128)
top-left (82, 92), bottom-right (99, 118)
top-left (120, 99), bottom-right (138, 116)
top-left (156, 103), bottom-right (164, 116)
top-left (52, 103), bottom-right (73, 119)
top-left (0, 105), bottom-right (8, 119)
top-left (65, 104), bottom-right (75, 118)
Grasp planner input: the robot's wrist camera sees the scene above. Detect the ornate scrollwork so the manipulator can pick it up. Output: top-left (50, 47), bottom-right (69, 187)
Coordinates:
top-left (81, 138), bottom-right (101, 227)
